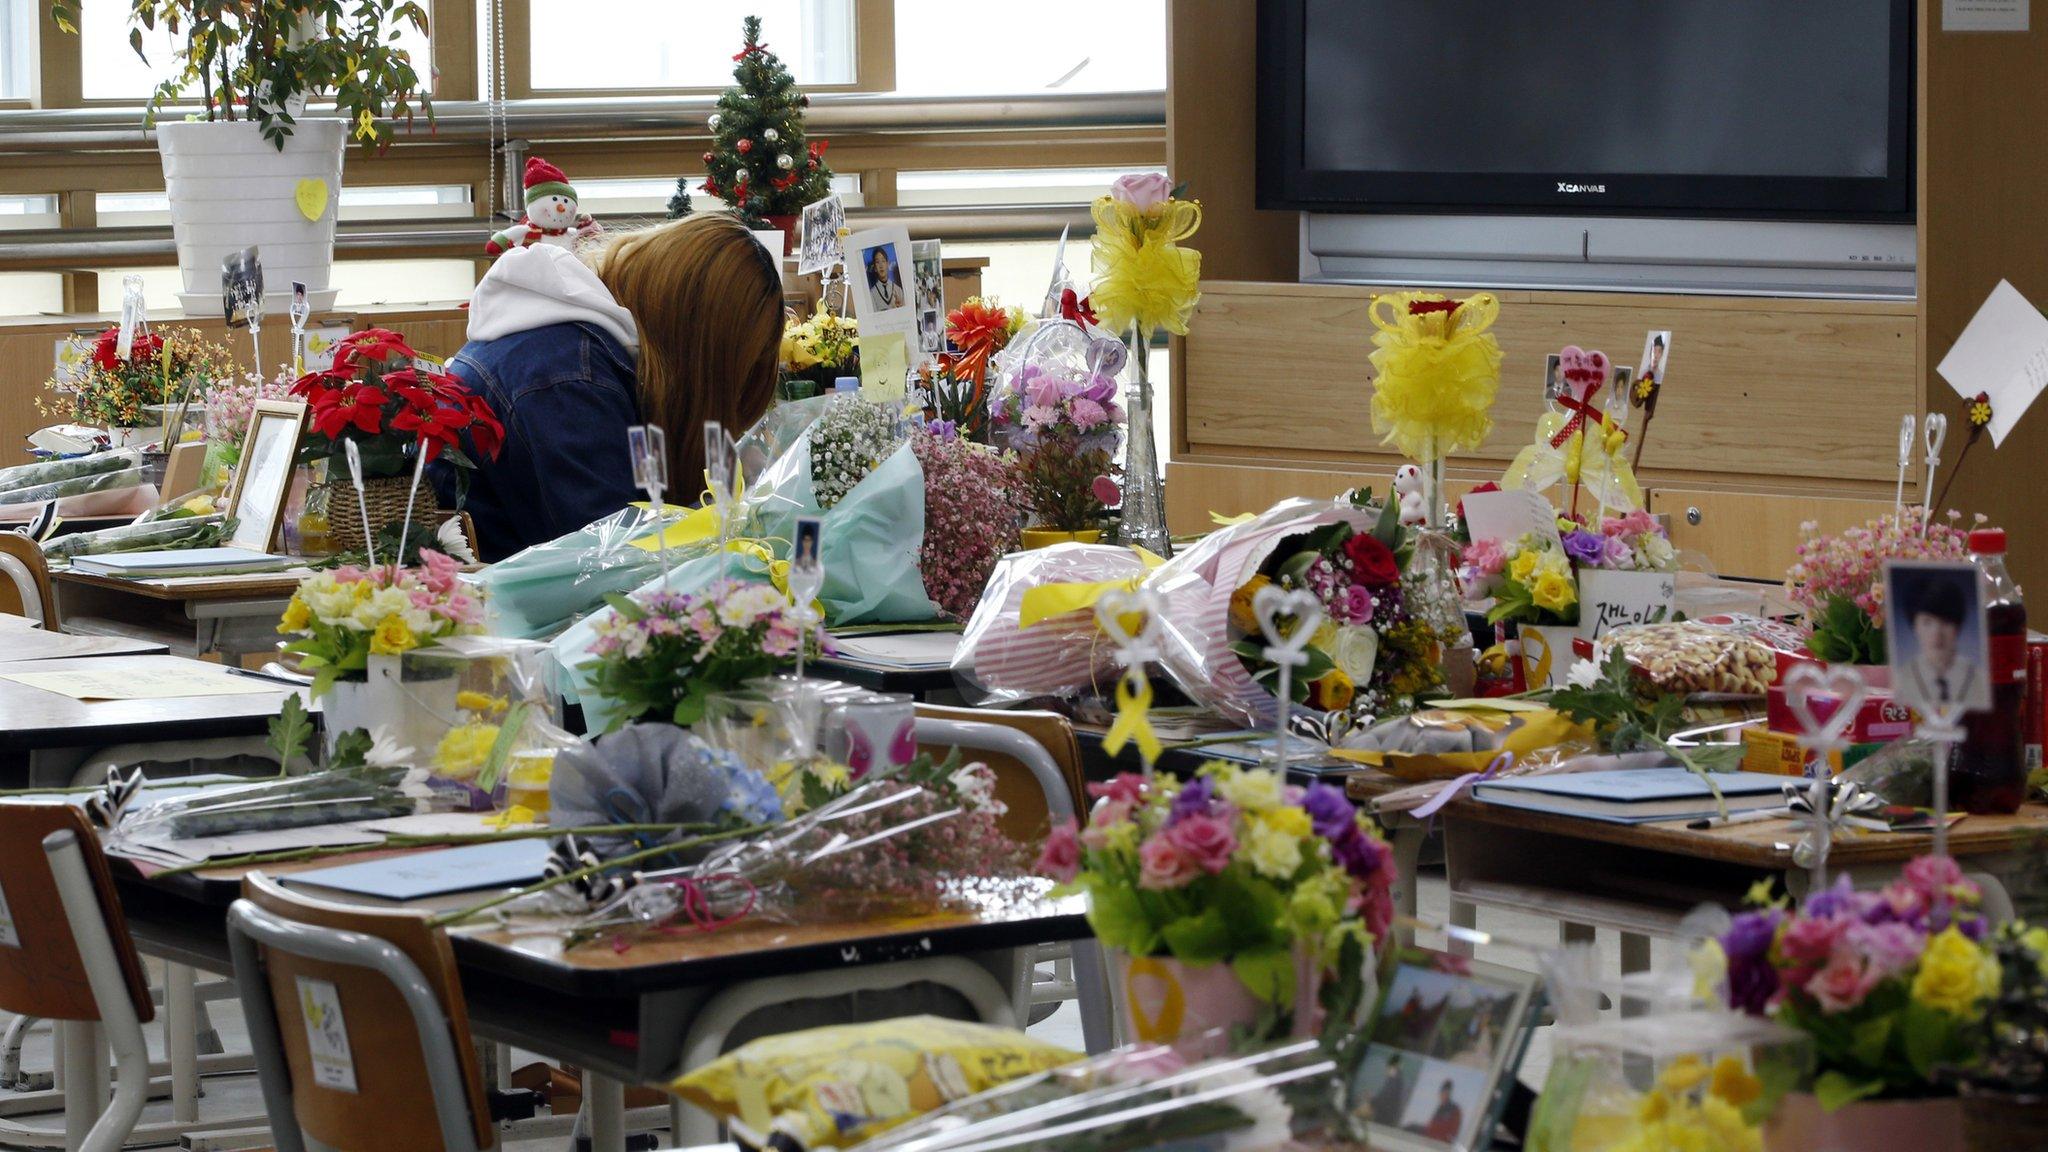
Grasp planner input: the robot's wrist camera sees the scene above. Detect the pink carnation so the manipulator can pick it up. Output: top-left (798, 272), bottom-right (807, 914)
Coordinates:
top-left (1069, 398), bottom-right (1109, 430)
top-left (1779, 914), bottom-right (1849, 968)
top-left (1037, 819), bottom-right (1081, 883)
top-left (1808, 951), bottom-right (1883, 1014)
top-left (1164, 813), bottom-right (1236, 875)
top-left (1089, 773), bottom-right (1146, 806)
top-left (1462, 538), bottom-right (1506, 578)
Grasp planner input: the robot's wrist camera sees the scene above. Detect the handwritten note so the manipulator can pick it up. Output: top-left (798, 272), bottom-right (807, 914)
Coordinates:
top-left (860, 330), bottom-right (910, 405)
top-left (296, 977), bottom-right (359, 1092)
top-left (1936, 279), bottom-right (2048, 447)
top-left (3, 666), bottom-right (280, 701)
top-left (1462, 488), bottom-right (1561, 550)
top-left (1577, 569), bottom-right (1677, 640)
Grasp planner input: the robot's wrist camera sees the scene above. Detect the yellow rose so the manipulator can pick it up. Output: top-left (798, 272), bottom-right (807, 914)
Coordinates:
top-left (1309, 668), bottom-right (1355, 711)
top-left (1262, 805), bottom-right (1311, 840)
top-left (1531, 571), bottom-right (1577, 614)
top-left (278, 596), bottom-right (311, 633)
top-left (1912, 926), bottom-right (1999, 1016)
top-left (369, 615), bottom-right (416, 656)
top-left (432, 722), bottom-right (499, 781)
top-left (1657, 1055), bottom-right (1708, 1094)
top-left (1241, 818), bottom-right (1302, 879)
top-left (1508, 549), bottom-right (1540, 585)
top-left (1229, 575), bottom-right (1273, 634)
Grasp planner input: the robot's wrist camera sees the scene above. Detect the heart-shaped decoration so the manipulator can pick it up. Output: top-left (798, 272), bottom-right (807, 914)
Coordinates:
top-left (294, 178), bottom-right (330, 223)
top-left (1782, 662), bottom-right (1870, 749)
top-left (1120, 956), bottom-right (1187, 1043)
top-left (1095, 587), bottom-right (1162, 658)
top-left (1253, 585), bottom-right (1323, 664)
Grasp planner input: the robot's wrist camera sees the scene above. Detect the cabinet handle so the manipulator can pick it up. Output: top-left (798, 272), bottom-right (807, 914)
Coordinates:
top-left (1686, 506), bottom-right (1702, 526)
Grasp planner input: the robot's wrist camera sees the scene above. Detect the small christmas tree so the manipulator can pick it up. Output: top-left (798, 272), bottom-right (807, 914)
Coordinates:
top-left (684, 16), bottom-right (834, 229)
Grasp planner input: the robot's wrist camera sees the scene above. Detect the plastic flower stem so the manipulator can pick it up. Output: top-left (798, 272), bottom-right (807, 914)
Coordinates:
top-left (426, 822), bottom-right (771, 928)
top-left (149, 822), bottom-right (728, 878)
top-left (1932, 430), bottom-right (1978, 512)
top-left (395, 445), bottom-right (429, 572)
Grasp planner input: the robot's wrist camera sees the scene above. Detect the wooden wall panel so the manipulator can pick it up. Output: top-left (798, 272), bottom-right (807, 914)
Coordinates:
top-left (1179, 282), bottom-right (1917, 492)
top-left (1165, 460), bottom-right (1485, 537)
top-left (1919, 7), bottom-right (2048, 588)
top-left (1166, 0), bottom-right (1296, 284)
top-left (1651, 489), bottom-right (1898, 583)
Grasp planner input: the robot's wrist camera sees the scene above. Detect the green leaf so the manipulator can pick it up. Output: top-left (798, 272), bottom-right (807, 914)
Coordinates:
top-left (1230, 949), bottom-right (1297, 1008)
top-left (1160, 906), bottom-right (1235, 965)
top-left (328, 728), bottom-right (374, 771)
top-left (1372, 493), bottom-right (1404, 549)
top-left (1848, 1013), bottom-right (1895, 1070)
top-left (476, 702), bottom-right (528, 794)
top-left (1813, 1069), bottom-right (1886, 1113)
top-left (1085, 885), bottom-right (1160, 956)
top-left (266, 694), bottom-right (313, 774)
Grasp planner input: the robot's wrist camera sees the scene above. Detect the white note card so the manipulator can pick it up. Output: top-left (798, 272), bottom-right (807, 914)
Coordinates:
top-left (296, 976), bottom-right (359, 1092)
top-left (1935, 279), bottom-right (2048, 447)
top-left (0, 881), bottom-right (18, 948)
top-left (1461, 488), bottom-right (1562, 550)
top-left (1943, 0), bottom-right (2029, 31)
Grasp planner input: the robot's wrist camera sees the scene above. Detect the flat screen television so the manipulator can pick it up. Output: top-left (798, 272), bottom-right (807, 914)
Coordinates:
top-left (1258, 0), bottom-right (1915, 222)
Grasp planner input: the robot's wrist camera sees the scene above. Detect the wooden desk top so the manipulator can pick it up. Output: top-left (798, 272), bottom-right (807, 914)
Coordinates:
top-left (53, 567), bottom-right (310, 603)
top-left (140, 846), bottom-right (1088, 999)
top-left (1345, 770), bottom-right (2048, 868)
top-left (1, 625), bottom-right (169, 662)
top-left (0, 654), bottom-right (308, 752)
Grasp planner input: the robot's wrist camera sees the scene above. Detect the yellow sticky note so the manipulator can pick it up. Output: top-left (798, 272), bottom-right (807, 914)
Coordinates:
top-left (859, 331), bottom-right (909, 405)
top-left (294, 178), bottom-right (330, 223)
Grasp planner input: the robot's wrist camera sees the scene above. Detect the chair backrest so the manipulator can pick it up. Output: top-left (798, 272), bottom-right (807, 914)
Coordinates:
top-left (913, 705), bottom-right (1086, 841)
top-left (230, 873), bottom-right (494, 1152)
top-left (0, 803), bottom-right (153, 1024)
top-left (0, 533), bottom-right (57, 626)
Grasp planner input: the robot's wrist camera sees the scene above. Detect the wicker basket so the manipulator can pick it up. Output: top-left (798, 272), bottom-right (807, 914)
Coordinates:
top-left (327, 472), bottom-right (437, 555)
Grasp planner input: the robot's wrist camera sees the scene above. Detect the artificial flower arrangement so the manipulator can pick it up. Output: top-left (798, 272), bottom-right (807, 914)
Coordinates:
top-left (43, 325), bottom-right (233, 430)
top-left (1785, 507), bottom-right (1973, 665)
top-left (1038, 764), bottom-right (1396, 1047)
top-left (579, 581), bottom-right (829, 729)
top-left (1367, 291), bottom-right (1502, 508)
top-left (1569, 509), bottom-right (1678, 573)
top-left (1704, 855), bottom-right (1998, 1111)
top-left (1088, 172), bottom-right (1202, 342)
top-left (1463, 529), bottom-right (1580, 627)
top-left (988, 329), bottom-right (1126, 536)
top-left (779, 310), bottom-right (859, 399)
top-left (1227, 495), bottom-right (1450, 715)
top-left (916, 296), bottom-right (1029, 443)
top-left (808, 394), bottom-right (905, 509)
top-left (200, 369), bottom-right (295, 488)
top-left (910, 422), bottom-right (1023, 619)
top-left (277, 549), bottom-right (486, 697)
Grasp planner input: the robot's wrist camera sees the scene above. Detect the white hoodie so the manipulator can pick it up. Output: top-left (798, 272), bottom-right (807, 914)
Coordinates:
top-left (466, 243), bottom-right (640, 349)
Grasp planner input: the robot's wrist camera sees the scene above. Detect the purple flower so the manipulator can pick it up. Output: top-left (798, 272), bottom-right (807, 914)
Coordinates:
top-left (926, 419), bottom-right (959, 441)
top-left (1561, 529), bottom-right (1605, 567)
top-left (1169, 777), bottom-right (1218, 824)
top-left (1721, 910), bottom-right (1783, 1015)
top-left (1080, 374), bottom-right (1118, 405)
top-left (1330, 823), bottom-right (1389, 882)
top-left (1302, 783), bottom-right (1354, 840)
top-left (1802, 874), bottom-right (1862, 920)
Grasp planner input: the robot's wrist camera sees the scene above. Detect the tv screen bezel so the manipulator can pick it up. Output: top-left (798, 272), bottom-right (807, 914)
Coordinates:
top-left (1255, 0), bottom-right (1916, 223)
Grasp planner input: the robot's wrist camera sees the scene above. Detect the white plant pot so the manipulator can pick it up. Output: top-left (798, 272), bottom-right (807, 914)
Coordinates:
top-left (318, 653), bottom-right (460, 756)
top-left (156, 119), bottom-right (346, 317)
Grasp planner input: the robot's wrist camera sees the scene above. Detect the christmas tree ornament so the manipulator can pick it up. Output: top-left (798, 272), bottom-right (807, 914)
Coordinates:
top-left (738, 138), bottom-right (753, 154)
top-left (776, 153), bottom-right (794, 170)
top-left (485, 156), bottom-right (602, 257)
top-left (708, 113), bottom-right (722, 131)
top-left (701, 151), bottom-right (715, 165)
top-left (763, 128), bottom-right (780, 143)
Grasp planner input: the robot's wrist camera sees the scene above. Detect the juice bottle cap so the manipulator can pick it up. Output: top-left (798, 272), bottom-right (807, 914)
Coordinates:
top-left (1969, 527), bottom-right (2007, 555)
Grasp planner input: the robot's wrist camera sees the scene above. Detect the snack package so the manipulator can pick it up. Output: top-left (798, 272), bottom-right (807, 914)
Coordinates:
top-left (673, 1016), bottom-right (1081, 1151)
top-left (954, 543), bottom-right (1171, 704)
top-left (1602, 620), bottom-right (1777, 697)
top-left (401, 636), bottom-right (579, 811)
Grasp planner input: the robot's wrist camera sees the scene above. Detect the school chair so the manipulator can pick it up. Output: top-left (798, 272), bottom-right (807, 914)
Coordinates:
top-left (0, 532), bottom-right (58, 626)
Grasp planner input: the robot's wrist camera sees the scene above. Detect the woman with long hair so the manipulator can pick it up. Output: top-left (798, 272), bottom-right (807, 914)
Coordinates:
top-left (435, 214), bottom-right (783, 560)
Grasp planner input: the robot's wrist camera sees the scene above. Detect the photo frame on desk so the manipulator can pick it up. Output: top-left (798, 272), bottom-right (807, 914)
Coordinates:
top-left (225, 400), bottom-right (307, 554)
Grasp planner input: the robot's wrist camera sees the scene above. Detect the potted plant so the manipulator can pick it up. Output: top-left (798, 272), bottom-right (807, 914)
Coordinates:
top-left (287, 328), bottom-right (504, 554)
top-left (41, 325), bottom-right (233, 448)
top-left (51, 1), bottom-right (433, 315)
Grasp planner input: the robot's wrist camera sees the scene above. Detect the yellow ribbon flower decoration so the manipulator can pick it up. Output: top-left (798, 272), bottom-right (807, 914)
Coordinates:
top-left (1367, 292), bottom-right (1503, 464)
top-left (1088, 195), bottom-right (1203, 338)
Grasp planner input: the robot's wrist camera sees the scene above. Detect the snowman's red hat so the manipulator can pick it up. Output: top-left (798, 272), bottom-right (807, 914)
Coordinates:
top-left (523, 157), bottom-right (575, 206)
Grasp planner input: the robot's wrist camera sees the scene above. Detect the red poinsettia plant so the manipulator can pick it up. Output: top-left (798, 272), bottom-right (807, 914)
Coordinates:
top-left (288, 329), bottom-right (504, 480)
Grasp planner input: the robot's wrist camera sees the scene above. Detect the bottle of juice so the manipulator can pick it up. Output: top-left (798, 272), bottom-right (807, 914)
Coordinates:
top-left (1956, 528), bottom-right (2027, 814)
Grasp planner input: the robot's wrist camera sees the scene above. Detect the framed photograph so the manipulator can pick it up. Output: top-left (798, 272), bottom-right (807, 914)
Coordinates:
top-left (858, 239), bottom-right (909, 313)
top-left (1638, 329), bottom-right (1673, 387)
top-left (1884, 559), bottom-right (1992, 714)
top-left (798, 194), bottom-right (846, 276)
top-left (911, 239), bottom-right (945, 353)
top-left (221, 246), bottom-right (264, 328)
top-left (1350, 947), bottom-right (1544, 1152)
top-left (225, 400), bottom-right (307, 554)
top-left (1542, 353), bottom-right (1563, 403)
top-left (793, 516), bottom-right (822, 573)
top-left (846, 225), bottom-right (918, 344)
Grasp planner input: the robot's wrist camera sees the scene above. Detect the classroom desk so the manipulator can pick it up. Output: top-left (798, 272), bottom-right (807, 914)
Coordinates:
top-left (0, 622), bottom-right (169, 661)
top-left (52, 568), bottom-right (309, 663)
top-left (0, 654), bottom-right (311, 786)
top-left (114, 852), bottom-right (1090, 1151)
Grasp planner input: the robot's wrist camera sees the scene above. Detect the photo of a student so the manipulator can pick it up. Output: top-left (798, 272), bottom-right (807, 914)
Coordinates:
top-left (1886, 562), bottom-right (1990, 713)
top-left (863, 243), bottom-right (907, 312)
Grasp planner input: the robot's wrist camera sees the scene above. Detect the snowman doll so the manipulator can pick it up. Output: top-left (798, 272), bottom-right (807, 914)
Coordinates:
top-left (485, 157), bottom-right (603, 257)
top-left (1392, 464), bottom-right (1430, 526)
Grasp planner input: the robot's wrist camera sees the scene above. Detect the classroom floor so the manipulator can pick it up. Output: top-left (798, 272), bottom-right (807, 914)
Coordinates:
top-left (0, 868), bottom-right (1682, 1149)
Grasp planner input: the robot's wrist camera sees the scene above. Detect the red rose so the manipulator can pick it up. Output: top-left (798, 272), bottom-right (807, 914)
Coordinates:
top-left (1408, 299), bottom-right (1460, 317)
top-left (1343, 533), bottom-right (1400, 586)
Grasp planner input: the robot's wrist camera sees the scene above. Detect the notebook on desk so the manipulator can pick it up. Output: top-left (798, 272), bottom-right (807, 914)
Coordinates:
top-left (283, 838), bottom-right (554, 902)
top-left (1471, 768), bottom-right (1788, 824)
top-left (69, 547), bottom-right (293, 579)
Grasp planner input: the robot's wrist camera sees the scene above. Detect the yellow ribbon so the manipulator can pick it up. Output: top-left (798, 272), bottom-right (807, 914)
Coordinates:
top-left (1562, 429), bottom-right (1586, 485)
top-left (485, 804), bottom-right (536, 828)
top-left (1017, 547), bottom-right (1167, 628)
top-left (1209, 510), bottom-right (1256, 527)
top-left (1520, 627), bottom-right (1555, 688)
top-left (1101, 669), bottom-right (1162, 767)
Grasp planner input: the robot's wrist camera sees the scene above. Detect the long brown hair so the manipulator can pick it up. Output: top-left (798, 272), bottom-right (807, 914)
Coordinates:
top-left (589, 214), bottom-right (783, 494)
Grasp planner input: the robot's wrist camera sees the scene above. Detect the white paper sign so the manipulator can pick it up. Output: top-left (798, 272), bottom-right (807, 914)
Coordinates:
top-left (0, 881), bottom-right (18, 948)
top-left (1577, 569), bottom-right (1677, 640)
top-left (1461, 488), bottom-right (1561, 550)
top-left (302, 325), bottom-right (352, 372)
top-left (1935, 279), bottom-right (2048, 447)
top-left (1943, 0), bottom-right (2029, 31)
top-left (846, 225), bottom-right (917, 339)
top-left (295, 976), bottom-right (359, 1092)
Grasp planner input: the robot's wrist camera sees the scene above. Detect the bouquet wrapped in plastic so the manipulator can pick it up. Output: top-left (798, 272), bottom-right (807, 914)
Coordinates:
top-left (0, 447), bottom-right (152, 509)
top-left (105, 763), bottom-right (433, 851)
top-left (986, 318), bottom-right (1125, 534)
top-left (400, 636), bottom-right (579, 812)
top-left (953, 543), bottom-right (1171, 705)
top-left (842, 1038), bottom-right (1355, 1152)
top-left (473, 504), bottom-right (675, 640)
top-left (41, 511), bottom-right (232, 561)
